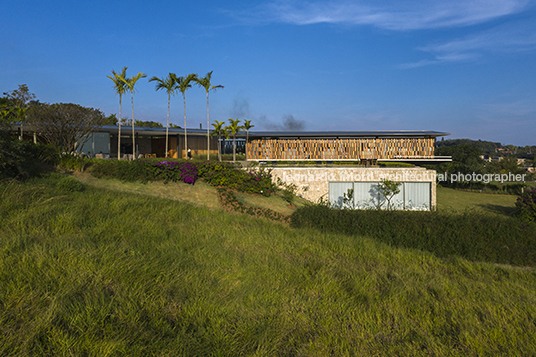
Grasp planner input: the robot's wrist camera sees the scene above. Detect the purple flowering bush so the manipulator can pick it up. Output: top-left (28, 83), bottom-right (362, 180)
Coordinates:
top-left (88, 159), bottom-right (276, 194)
top-left (516, 186), bottom-right (536, 222)
top-left (154, 161), bottom-right (198, 184)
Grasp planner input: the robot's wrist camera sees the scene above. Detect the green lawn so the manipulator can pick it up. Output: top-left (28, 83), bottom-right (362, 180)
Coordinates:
top-left (1, 176), bottom-right (536, 356)
top-left (437, 186), bottom-right (519, 216)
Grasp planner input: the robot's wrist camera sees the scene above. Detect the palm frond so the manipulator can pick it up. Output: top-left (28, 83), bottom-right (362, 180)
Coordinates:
top-left (123, 72), bottom-right (147, 92)
top-left (108, 67), bottom-right (129, 95)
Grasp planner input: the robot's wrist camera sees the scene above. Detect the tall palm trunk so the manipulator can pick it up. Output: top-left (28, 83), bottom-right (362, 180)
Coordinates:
top-left (218, 134), bottom-right (222, 162)
top-left (166, 92), bottom-right (170, 158)
top-left (246, 130), bottom-right (249, 160)
top-left (131, 91), bottom-right (135, 159)
top-left (183, 94), bottom-right (188, 159)
top-left (118, 96), bottom-right (122, 160)
top-left (233, 135), bottom-right (236, 162)
top-left (206, 92), bottom-right (210, 160)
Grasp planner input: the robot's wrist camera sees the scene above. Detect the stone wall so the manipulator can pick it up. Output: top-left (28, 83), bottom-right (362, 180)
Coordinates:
top-left (270, 167), bottom-right (437, 208)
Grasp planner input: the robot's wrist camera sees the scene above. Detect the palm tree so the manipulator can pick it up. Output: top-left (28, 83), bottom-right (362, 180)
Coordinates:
top-left (149, 74), bottom-right (178, 158)
top-left (107, 67), bottom-right (128, 160)
top-left (243, 119), bottom-right (254, 160)
top-left (173, 73), bottom-right (198, 159)
top-left (195, 71), bottom-right (223, 160)
top-left (122, 71), bottom-right (147, 159)
top-left (211, 120), bottom-right (226, 162)
top-left (226, 118), bottom-right (243, 162)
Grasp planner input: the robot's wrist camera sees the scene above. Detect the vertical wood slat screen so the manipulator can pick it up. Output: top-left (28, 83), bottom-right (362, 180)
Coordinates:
top-left (246, 138), bottom-right (435, 160)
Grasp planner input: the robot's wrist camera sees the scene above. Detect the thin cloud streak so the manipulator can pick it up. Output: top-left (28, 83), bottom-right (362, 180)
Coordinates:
top-left (237, 0), bottom-right (529, 30)
top-left (401, 20), bottom-right (536, 68)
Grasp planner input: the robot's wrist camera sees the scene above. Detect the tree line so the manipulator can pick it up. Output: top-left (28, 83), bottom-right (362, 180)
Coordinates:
top-left (1, 85), bottom-right (107, 154)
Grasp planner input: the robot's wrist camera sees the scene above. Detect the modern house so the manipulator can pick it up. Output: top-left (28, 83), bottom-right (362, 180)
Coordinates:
top-left (16, 122), bottom-right (451, 210)
top-left (243, 130), bottom-right (451, 210)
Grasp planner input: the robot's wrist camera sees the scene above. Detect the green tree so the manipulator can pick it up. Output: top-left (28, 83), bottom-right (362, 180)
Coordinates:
top-left (243, 119), bottom-right (254, 159)
top-left (104, 114), bottom-right (118, 126)
top-left (226, 118), bottom-right (243, 162)
top-left (149, 74), bottom-right (178, 158)
top-left (0, 98), bottom-right (11, 126)
top-left (3, 84), bottom-right (36, 140)
top-left (122, 71), bottom-right (147, 159)
top-left (26, 103), bottom-right (106, 152)
top-left (107, 67), bottom-right (128, 159)
top-left (173, 73), bottom-right (197, 159)
top-left (211, 120), bottom-right (226, 162)
top-left (195, 71), bottom-right (223, 160)
top-left (378, 179), bottom-right (402, 210)
top-left (486, 156), bottom-right (526, 176)
top-left (435, 144), bottom-right (484, 178)
top-left (134, 120), bottom-right (163, 128)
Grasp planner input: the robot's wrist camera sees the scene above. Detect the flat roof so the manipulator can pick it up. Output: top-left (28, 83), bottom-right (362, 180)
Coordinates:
top-left (73, 126), bottom-right (452, 138)
top-left (246, 130), bottom-right (450, 138)
top-left (99, 125), bottom-right (209, 136)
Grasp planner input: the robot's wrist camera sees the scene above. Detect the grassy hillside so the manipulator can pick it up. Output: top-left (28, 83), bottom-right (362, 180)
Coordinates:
top-left (436, 186), bottom-right (519, 216)
top-left (1, 175), bottom-right (536, 356)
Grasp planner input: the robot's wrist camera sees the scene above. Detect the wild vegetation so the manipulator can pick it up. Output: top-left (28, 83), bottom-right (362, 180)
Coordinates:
top-left (516, 186), bottom-right (536, 222)
top-left (1, 175), bottom-right (536, 356)
top-left (2, 84), bottom-right (536, 354)
top-left (291, 203), bottom-right (536, 267)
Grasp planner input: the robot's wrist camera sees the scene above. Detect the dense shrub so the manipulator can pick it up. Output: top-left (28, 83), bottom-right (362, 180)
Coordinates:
top-left (516, 186), bottom-right (536, 222)
top-left (290, 205), bottom-right (536, 267)
top-left (59, 153), bottom-right (91, 172)
top-left (196, 161), bottom-right (275, 196)
top-left (85, 159), bottom-right (276, 194)
top-left (0, 134), bottom-right (58, 179)
top-left (56, 176), bottom-right (85, 192)
top-left (377, 161), bottom-right (415, 168)
top-left (87, 159), bottom-right (157, 183)
top-left (152, 161), bottom-right (198, 184)
top-left (440, 180), bottom-right (528, 195)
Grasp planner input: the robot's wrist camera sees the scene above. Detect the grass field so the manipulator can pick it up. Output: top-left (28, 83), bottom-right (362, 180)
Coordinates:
top-left (436, 186), bottom-right (519, 216)
top-left (74, 172), bottom-right (523, 218)
top-left (1, 174), bottom-right (536, 356)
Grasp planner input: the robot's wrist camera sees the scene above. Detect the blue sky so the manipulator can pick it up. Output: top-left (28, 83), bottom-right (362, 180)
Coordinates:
top-left (2, 0), bottom-right (535, 145)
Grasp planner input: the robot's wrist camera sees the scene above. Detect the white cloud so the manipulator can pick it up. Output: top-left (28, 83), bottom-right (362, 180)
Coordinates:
top-left (241, 0), bottom-right (529, 30)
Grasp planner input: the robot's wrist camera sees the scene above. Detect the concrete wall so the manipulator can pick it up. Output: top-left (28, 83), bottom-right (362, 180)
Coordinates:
top-left (270, 167), bottom-right (437, 209)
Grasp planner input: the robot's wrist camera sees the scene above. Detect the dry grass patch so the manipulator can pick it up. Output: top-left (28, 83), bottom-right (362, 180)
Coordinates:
top-left (234, 191), bottom-right (308, 215)
top-left (73, 171), bottom-right (221, 209)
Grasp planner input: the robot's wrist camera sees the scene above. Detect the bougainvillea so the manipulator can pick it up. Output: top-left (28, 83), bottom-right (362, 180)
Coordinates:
top-left (516, 186), bottom-right (536, 222)
top-left (155, 161), bottom-right (198, 184)
top-left (88, 159), bottom-right (277, 194)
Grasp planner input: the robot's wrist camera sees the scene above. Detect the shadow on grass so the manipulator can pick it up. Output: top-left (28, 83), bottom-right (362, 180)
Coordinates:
top-left (290, 205), bottom-right (536, 267)
top-left (477, 203), bottom-right (517, 217)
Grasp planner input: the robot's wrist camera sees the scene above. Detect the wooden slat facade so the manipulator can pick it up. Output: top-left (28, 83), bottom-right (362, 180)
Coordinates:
top-left (246, 137), bottom-right (435, 160)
